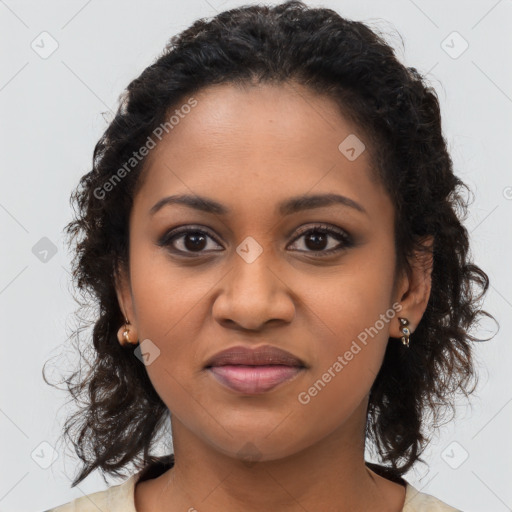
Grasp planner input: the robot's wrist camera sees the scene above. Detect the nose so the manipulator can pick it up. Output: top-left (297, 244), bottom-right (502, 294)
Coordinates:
top-left (212, 250), bottom-right (295, 331)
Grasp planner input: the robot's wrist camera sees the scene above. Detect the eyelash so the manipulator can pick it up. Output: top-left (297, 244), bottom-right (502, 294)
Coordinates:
top-left (157, 224), bottom-right (354, 258)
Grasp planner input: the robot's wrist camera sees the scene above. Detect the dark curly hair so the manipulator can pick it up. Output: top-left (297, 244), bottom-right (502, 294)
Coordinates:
top-left (44, 0), bottom-right (495, 487)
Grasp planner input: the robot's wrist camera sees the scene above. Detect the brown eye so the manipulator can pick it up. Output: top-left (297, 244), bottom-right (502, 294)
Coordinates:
top-left (158, 227), bottom-right (223, 255)
top-left (288, 224), bottom-right (353, 257)
top-left (158, 223), bottom-right (354, 258)
top-left (303, 230), bottom-right (329, 251)
top-left (182, 232), bottom-right (207, 251)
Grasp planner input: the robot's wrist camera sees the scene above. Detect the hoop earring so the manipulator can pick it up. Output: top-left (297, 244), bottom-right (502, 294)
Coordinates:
top-left (398, 317), bottom-right (411, 348)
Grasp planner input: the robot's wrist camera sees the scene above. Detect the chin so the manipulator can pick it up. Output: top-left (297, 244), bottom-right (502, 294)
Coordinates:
top-left (199, 425), bottom-right (311, 464)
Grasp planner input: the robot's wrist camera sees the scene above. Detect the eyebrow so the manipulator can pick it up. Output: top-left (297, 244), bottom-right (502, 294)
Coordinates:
top-left (149, 193), bottom-right (367, 217)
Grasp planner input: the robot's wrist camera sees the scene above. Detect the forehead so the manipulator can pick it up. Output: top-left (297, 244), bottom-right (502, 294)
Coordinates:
top-left (134, 82), bottom-right (391, 224)
top-left (146, 82), bottom-right (364, 169)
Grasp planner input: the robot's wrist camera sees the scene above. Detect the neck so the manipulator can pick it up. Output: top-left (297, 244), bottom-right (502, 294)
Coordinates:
top-left (140, 403), bottom-right (406, 511)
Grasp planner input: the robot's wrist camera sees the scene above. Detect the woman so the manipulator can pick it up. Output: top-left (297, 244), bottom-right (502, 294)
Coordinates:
top-left (44, 1), bottom-right (493, 510)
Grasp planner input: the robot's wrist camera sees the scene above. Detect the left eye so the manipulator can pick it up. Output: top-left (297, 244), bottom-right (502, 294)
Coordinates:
top-left (287, 225), bottom-right (353, 256)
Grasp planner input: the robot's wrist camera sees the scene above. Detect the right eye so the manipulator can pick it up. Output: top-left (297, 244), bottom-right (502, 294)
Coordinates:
top-left (158, 226), bottom-right (224, 256)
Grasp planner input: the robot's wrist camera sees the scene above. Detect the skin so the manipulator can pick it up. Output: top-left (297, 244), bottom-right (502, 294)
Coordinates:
top-left (115, 81), bottom-right (433, 512)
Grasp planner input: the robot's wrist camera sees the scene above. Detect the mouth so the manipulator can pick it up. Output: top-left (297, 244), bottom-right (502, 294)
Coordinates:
top-left (204, 345), bottom-right (307, 395)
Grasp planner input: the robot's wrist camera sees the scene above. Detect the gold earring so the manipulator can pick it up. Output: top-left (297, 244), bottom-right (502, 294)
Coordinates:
top-left (398, 317), bottom-right (411, 348)
top-left (117, 317), bottom-right (138, 346)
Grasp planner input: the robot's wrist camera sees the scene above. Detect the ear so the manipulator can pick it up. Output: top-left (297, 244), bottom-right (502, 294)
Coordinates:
top-left (390, 235), bottom-right (434, 337)
top-left (114, 262), bottom-right (137, 328)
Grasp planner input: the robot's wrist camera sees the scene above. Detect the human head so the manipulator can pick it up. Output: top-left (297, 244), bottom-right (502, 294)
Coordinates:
top-left (49, 0), bottom-right (491, 486)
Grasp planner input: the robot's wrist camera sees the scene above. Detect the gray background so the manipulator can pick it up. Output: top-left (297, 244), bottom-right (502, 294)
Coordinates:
top-left (1, 0), bottom-right (511, 511)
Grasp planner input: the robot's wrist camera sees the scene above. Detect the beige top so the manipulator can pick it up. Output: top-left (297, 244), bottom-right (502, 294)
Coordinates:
top-left (45, 470), bottom-right (461, 511)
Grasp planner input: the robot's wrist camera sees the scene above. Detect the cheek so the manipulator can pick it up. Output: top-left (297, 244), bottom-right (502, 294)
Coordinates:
top-left (290, 275), bottom-right (397, 443)
top-left (128, 249), bottom-right (231, 388)
top-left (129, 242), bottom-right (212, 342)
top-left (127, 250), bottom-right (208, 388)
top-left (312, 252), bottom-right (396, 347)
top-left (301, 253), bottom-right (397, 393)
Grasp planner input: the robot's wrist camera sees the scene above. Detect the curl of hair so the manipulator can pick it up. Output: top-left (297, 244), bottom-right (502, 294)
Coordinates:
top-left (44, 0), bottom-right (495, 486)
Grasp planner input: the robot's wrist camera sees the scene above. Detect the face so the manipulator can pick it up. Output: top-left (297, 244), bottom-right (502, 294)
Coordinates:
top-left (116, 82), bottom-right (414, 462)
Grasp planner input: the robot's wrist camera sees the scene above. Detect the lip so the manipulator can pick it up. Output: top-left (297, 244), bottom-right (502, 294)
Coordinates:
top-left (204, 345), bottom-right (307, 394)
top-left (204, 344), bottom-right (306, 368)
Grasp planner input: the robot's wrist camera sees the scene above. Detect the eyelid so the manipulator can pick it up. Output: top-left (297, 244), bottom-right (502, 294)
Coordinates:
top-left (290, 223), bottom-right (348, 240)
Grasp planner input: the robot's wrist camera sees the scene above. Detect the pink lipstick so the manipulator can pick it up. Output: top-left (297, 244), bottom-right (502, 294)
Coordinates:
top-left (204, 345), bottom-right (306, 394)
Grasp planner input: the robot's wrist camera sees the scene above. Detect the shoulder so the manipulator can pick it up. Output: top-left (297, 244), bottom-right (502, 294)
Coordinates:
top-left (403, 481), bottom-right (462, 512)
top-left (44, 455), bottom-right (175, 512)
top-left (43, 473), bottom-right (139, 512)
